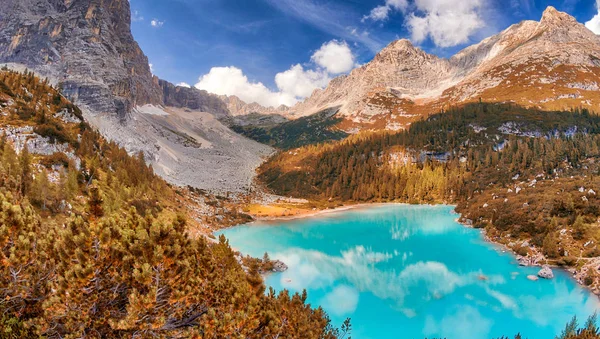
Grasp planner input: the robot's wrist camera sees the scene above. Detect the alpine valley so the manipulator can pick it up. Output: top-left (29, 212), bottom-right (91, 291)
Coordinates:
top-left (1, 0), bottom-right (600, 338)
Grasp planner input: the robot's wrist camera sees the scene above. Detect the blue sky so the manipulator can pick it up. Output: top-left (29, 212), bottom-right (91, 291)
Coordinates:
top-left (130, 0), bottom-right (600, 107)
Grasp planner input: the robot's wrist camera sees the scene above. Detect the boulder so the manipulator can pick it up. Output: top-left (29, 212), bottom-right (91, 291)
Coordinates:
top-left (272, 260), bottom-right (289, 273)
top-left (527, 275), bottom-right (539, 281)
top-left (538, 265), bottom-right (554, 279)
top-left (517, 256), bottom-right (530, 266)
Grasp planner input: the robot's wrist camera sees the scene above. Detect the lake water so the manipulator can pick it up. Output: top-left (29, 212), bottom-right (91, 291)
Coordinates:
top-left (216, 205), bottom-right (600, 339)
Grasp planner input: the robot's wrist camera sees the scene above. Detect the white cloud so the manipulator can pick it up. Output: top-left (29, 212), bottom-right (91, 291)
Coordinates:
top-left (275, 64), bottom-right (330, 99)
top-left (149, 63), bottom-right (154, 73)
top-left (177, 82), bottom-right (191, 88)
top-left (363, 0), bottom-right (408, 22)
top-left (194, 39), bottom-right (357, 108)
top-left (311, 40), bottom-right (356, 74)
top-left (150, 19), bottom-right (164, 28)
top-left (195, 67), bottom-right (296, 107)
top-left (586, 0), bottom-right (600, 34)
top-left (406, 0), bottom-right (485, 48)
top-left (364, 0), bottom-right (486, 48)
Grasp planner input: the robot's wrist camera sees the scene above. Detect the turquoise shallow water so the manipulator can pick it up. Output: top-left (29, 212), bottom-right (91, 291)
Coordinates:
top-left (217, 204), bottom-right (600, 339)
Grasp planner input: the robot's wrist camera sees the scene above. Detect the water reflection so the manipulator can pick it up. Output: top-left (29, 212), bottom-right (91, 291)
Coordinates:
top-left (220, 205), bottom-right (600, 338)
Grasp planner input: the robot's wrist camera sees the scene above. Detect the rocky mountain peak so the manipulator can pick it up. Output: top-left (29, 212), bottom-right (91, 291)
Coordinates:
top-left (374, 39), bottom-right (437, 65)
top-left (539, 6), bottom-right (577, 26)
top-left (390, 39), bottom-right (415, 50)
top-left (219, 95), bottom-right (291, 116)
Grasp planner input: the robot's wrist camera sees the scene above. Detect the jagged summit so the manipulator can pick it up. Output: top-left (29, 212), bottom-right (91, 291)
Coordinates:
top-left (540, 6), bottom-right (577, 25)
top-left (219, 94), bottom-right (290, 116)
top-left (388, 39), bottom-right (416, 50)
top-left (375, 38), bottom-right (438, 61)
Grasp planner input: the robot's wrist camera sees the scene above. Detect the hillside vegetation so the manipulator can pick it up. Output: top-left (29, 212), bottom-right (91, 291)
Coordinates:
top-left (0, 69), bottom-right (346, 339)
top-left (258, 103), bottom-right (600, 293)
top-left (230, 107), bottom-right (348, 150)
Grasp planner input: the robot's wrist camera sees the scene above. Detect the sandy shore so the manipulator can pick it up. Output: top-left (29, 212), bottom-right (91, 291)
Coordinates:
top-left (252, 203), bottom-right (377, 222)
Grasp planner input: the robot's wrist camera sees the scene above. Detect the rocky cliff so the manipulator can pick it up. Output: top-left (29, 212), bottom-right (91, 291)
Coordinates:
top-left (220, 95), bottom-right (290, 116)
top-left (0, 0), bottom-right (272, 193)
top-left (0, 0), bottom-right (163, 117)
top-left (160, 80), bottom-right (230, 118)
top-left (0, 0), bottom-right (232, 119)
top-left (289, 7), bottom-right (600, 131)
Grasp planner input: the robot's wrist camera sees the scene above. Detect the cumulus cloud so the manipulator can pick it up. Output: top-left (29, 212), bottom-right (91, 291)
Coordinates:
top-left (406, 0), bottom-right (485, 48)
top-left (195, 67), bottom-right (296, 107)
top-left (311, 40), bottom-right (356, 74)
top-left (151, 19), bottom-right (164, 28)
top-left (275, 64), bottom-right (330, 99)
top-left (363, 0), bottom-right (409, 22)
top-left (177, 82), bottom-right (191, 88)
top-left (364, 0), bottom-right (486, 48)
top-left (586, 0), bottom-right (600, 34)
top-left (194, 39), bottom-right (357, 107)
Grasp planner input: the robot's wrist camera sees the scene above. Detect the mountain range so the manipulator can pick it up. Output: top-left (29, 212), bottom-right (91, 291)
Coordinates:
top-left (1, 1), bottom-right (600, 192)
top-left (288, 6), bottom-right (600, 130)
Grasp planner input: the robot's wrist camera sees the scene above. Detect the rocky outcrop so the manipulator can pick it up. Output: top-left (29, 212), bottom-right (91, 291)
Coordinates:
top-left (290, 7), bottom-right (600, 130)
top-left (538, 265), bottom-right (554, 279)
top-left (220, 95), bottom-right (290, 117)
top-left (159, 80), bottom-right (230, 118)
top-left (0, 0), bottom-right (162, 118)
top-left (516, 253), bottom-right (545, 266)
top-left (0, 0), bottom-right (231, 120)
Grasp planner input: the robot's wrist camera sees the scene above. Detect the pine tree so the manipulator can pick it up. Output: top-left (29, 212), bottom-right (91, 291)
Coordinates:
top-left (88, 185), bottom-right (104, 218)
top-left (19, 144), bottom-right (32, 197)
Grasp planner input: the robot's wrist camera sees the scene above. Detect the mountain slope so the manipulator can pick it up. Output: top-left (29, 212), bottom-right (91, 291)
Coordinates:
top-left (0, 68), bottom-right (340, 339)
top-left (290, 7), bottom-right (600, 131)
top-left (0, 0), bottom-right (270, 193)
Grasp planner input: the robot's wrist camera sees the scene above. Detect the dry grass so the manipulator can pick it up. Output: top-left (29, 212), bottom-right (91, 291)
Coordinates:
top-left (244, 203), bottom-right (314, 219)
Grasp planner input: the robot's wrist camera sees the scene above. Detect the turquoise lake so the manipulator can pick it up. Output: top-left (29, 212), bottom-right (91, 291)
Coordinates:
top-left (216, 204), bottom-right (600, 339)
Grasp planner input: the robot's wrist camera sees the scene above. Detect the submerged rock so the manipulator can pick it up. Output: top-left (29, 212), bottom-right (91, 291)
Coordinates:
top-left (527, 275), bottom-right (539, 281)
top-left (538, 265), bottom-right (554, 279)
top-left (272, 260), bottom-right (289, 273)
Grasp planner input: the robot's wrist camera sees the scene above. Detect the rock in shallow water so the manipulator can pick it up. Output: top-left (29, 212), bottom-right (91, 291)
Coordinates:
top-left (538, 265), bottom-right (554, 279)
top-left (272, 260), bottom-right (288, 272)
top-left (527, 275), bottom-right (539, 281)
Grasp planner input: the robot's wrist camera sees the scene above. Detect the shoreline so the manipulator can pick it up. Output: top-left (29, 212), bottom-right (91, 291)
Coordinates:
top-left (250, 202), bottom-right (453, 222)
top-left (252, 202), bottom-right (392, 222)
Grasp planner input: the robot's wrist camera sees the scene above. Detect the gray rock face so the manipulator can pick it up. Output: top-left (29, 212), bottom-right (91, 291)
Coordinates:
top-left (0, 0), bottom-right (274, 193)
top-left (159, 79), bottom-right (230, 119)
top-left (0, 0), bottom-right (162, 118)
top-left (220, 95), bottom-right (290, 117)
top-left (538, 265), bottom-right (555, 279)
top-left (0, 0), bottom-right (230, 119)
